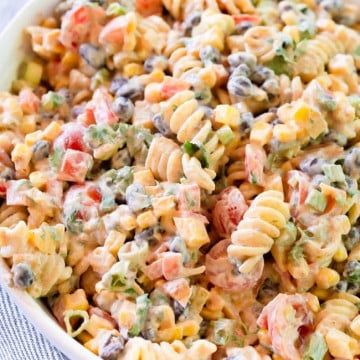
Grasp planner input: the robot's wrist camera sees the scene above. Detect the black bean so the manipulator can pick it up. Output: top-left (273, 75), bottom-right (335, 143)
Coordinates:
top-left (200, 46), bottom-right (221, 64)
top-left (115, 81), bottom-right (144, 100)
top-left (348, 283), bottom-right (360, 295)
top-left (152, 113), bottom-right (172, 137)
top-left (32, 140), bottom-right (50, 162)
top-left (171, 300), bottom-right (184, 320)
top-left (232, 64), bottom-right (251, 78)
top-left (112, 96), bottom-right (134, 123)
top-left (334, 280), bottom-right (348, 292)
top-left (135, 227), bottom-right (155, 244)
top-left (227, 75), bottom-right (253, 98)
top-left (13, 263), bottom-right (34, 288)
top-left (99, 334), bottom-right (125, 360)
top-left (109, 77), bottom-right (128, 95)
top-left (234, 21), bottom-right (254, 35)
top-left (239, 112), bottom-right (254, 134)
top-left (299, 157), bottom-right (327, 176)
top-left (344, 260), bottom-right (360, 278)
top-left (344, 148), bottom-right (360, 179)
top-left (0, 167), bottom-right (14, 181)
top-left (262, 78), bottom-right (280, 96)
top-left (251, 65), bottom-right (274, 85)
top-left (184, 12), bottom-right (201, 31)
top-left (344, 227), bottom-right (360, 251)
top-left (79, 44), bottom-right (106, 69)
top-left (111, 148), bottom-right (131, 169)
top-left (144, 55), bottom-right (167, 73)
top-left (227, 52), bottom-right (257, 70)
top-left (125, 183), bottom-right (151, 212)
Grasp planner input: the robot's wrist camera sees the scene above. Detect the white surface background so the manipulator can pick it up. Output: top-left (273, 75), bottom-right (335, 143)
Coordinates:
top-left (0, 1), bottom-right (66, 359)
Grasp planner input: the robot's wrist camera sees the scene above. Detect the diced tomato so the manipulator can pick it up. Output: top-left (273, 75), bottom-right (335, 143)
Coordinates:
top-left (144, 259), bottom-right (163, 280)
top-left (54, 123), bottom-right (90, 153)
top-left (6, 180), bottom-right (32, 206)
top-left (99, 16), bottom-right (126, 48)
top-left (161, 252), bottom-right (182, 280)
top-left (86, 185), bottom-right (102, 203)
top-left (57, 149), bottom-right (93, 183)
top-left (245, 143), bottom-right (267, 186)
top-left (135, 0), bottom-right (162, 16)
top-left (212, 187), bottom-right (248, 238)
top-left (0, 181), bottom-right (7, 197)
top-left (162, 278), bottom-right (191, 308)
top-left (161, 78), bottom-right (190, 100)
top-left (177, 183), bottom-right (201, 212)
top-left (86, 88), bottom-right (118, 125)
top-left (19, 88), bottom-right (40, 115)
top-left (232, 14), bottom-right (261, 25)
top-left (60, 5), bottom-right (105, 49)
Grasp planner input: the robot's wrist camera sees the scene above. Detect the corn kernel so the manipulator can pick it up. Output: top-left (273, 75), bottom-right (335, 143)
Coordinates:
top-left (349, 203), bottom-right (360, 225)
top-left (123, 63), bottom-right (144, 77)
top-left (62, 51), bottom-right (79, 70)
top-left (174, 217), bottom-right (210, 249)
top-left (29, 171), bottom-right (48, 189)
top-left (315, 267), bottom-right (340, 289)
top-left (152, 195), bottom-right (176, 217)
top-left (273, 124), bottom-right (296, 142)
top-left (42, 121), bottom-right (62, 141)
top-left (157, 326), bottom-right (183, 342)
top-left (104, 230), bottom-right (126, 255)
top-left (86, 314), bottom-right (114, 337)
top-left (25, 130), bottom-right (43, 146)
top-left (311, 287), bottom-right (330, 301)
top-left (214, 104), bottom-right (240, 128)
top-left (179, 320), bottom-right (199, 337)
top-left (83, 339), bottom-right (98, 354)
top-left (333, 243), bottom-right (348, 262)
top-left (133, 169), bottom-right (156, 186)
top-left (136, 210), bottom-right (157, 229)
top-left (19, 115), bottom-right (36, 134)
top-left (250, 121), bottom-right (272, 146)
top-left (76, 331), bottom-right (93, 344)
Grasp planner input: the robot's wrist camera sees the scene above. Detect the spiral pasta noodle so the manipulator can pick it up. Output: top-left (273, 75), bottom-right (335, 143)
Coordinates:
top-left (228, 190), bottom-right (290, 273)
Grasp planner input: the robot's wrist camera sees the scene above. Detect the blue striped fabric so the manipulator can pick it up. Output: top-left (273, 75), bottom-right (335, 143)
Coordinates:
top-left (0, 286), bottom-right (68, 360)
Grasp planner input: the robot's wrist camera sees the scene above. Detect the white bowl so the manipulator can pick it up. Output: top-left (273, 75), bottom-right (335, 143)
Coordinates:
top-left (0, 1), bottom-right (100, 359)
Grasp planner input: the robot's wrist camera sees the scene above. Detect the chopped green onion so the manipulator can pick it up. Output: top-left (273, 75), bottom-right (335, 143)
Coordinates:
top-left (129, 294), bottom-right (150, 336)
top-left (183, 141), bottom-right (200, 156)
top-left (106, 3), bottom-right (127, 16)
top-left (322, 164), bottom-right (345, 183)
top-left (42, 91), bottom-right (64, 111)
top-left (303, 332), bottom-right (328, 360)
top-left (217, 125), bottom-right (235, 145)
top-left (305, 189), bottom-right (327, 212)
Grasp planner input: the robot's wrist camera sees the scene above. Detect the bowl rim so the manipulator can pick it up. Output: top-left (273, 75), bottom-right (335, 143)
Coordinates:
top-left (0, 1), bottom-right (100, 359)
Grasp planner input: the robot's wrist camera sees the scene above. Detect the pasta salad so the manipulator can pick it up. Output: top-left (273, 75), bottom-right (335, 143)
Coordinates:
top-left (1, 0), bottom-right (360, 359)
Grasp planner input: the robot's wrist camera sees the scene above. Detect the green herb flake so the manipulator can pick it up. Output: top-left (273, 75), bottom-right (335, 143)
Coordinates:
top-left (303, 333), bottom-right (328, 360)
top-left (49, 148), bottom-right (64, 170)
top-left (183, 141), bottom-right (200, 156)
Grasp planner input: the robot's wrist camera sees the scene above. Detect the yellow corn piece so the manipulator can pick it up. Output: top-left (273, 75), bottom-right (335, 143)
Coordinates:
top-left (25, 130), bottom-right (43, 146)
top-left (22, 61), bottom-right (43, 88)
top-left (31, 223), bottom-right (65, 254)
top-left (180, 320), bottom-right (199, 337)
top-left (152, 195), bottom-right (176, 217)
top-left (86, 314), bottom-right (115, 337)
top-left (19, 115), bottom-right (37, 134)
top-left (136, 210), bottom-right (157, 229)
top-left (133, 169), bottom-right (156, 186)
top-left (349, 203), bottom-right (360, 225)
top-left (29, 171), bottom-right (48, 189)
top-left (198, 67), bottom-right (217, 88)
top-left (62, 51), bottom-right (79, 70)
top-left (174, 217), bottom-right (210, 249)
top-left (315, 267), bottom-right (340, 289)
top-left (83, 339), bottom-right (98, 354)
top-left (333, 243), bottom-right (348, 262)
top-left (214, 104), bottom-right (240, 128)
top-left (118, 301), bottom-right (137, 329)
top-left (63, 289), bottom-right (89, 311)
top-left (157, 325), bottom-right (183, 342)
top-left (250, 121), bottom-right (272, 146)
top-left (123, 63), bottom-right (144, 77)
top-left (42, 121), bottom-right (62, 141)
top-left (273, 124), bottom-right (296, 142)
top-left (311, 287), bottom-right (330, 301)
top-left (76, 331), bottom-right (93, 344)
top-left (104, 230), bottom-right (126, 255)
